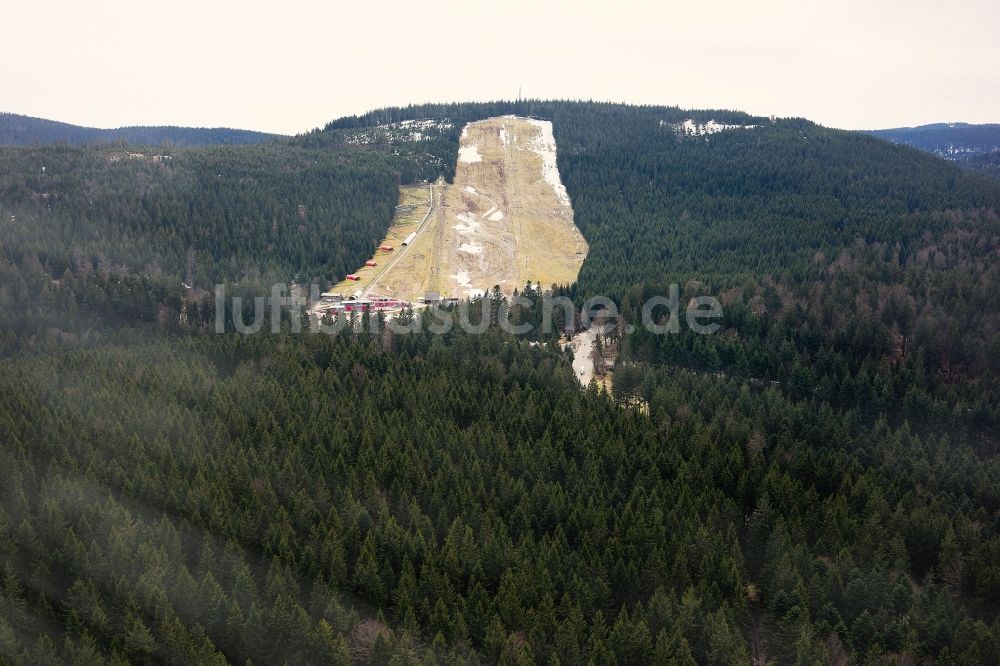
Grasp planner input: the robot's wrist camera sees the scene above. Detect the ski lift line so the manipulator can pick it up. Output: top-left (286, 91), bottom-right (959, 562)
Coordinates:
top-left (361, 182), bottom-right (435, 297)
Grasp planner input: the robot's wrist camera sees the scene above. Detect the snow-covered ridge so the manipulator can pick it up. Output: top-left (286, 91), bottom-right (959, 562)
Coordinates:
top-left (663, 118), bottom-right (757, 137)
top-left (342, 119), bottom-right (453, 145)
top-left (525, 119), bottom-right (571, 207)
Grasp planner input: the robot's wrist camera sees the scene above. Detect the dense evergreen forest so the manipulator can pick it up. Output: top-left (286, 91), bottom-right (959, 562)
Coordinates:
top-left (964, 152), bottom-right (1000, 180)
top-left (0, 143), bottom-right (401, 285)
top-left (0, 141), bottom-right (417, 352)
top-left (2, 100), bottom-right (1000, 663)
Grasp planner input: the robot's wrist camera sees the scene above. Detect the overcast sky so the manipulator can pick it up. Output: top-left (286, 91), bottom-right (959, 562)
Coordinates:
top-left (3, 0), bottom-right (997, 135)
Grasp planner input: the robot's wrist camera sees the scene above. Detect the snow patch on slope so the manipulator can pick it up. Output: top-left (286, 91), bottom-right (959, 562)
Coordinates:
top-left (458, 144), bottom-right (482, 163)
top-left (451, 270), bottom-right (484, 297)
top-left (525, 119), bottom-right (571, 207)
top-left (455, 212), bottom-right (481, 234)
top-left (665, 118), bottom-right (757, 137)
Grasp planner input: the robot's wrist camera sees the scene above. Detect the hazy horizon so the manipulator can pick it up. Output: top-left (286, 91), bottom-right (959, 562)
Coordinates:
top-left (3, 0), bottom-right (998, 135)
top-left (2, 103), bottom-right (998, 137)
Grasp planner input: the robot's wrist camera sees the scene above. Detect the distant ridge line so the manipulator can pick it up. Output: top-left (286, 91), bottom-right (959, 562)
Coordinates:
top-left (0, 112), bottom-right (283, 147)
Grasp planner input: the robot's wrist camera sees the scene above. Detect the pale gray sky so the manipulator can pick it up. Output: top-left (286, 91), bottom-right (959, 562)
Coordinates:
top-left (2, 0), bottom-right (997, 135)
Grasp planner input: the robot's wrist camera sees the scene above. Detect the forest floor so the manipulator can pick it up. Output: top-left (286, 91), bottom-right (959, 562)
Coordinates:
top-left (364, 116), bottom-right (588, 301)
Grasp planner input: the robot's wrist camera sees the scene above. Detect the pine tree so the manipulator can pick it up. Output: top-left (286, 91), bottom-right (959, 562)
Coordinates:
top-left (354, 533), bottom-right (385, 604)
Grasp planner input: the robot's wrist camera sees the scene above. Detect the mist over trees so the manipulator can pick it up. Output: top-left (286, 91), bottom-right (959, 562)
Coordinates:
top-left (1, 101), bottom-right (999, 663)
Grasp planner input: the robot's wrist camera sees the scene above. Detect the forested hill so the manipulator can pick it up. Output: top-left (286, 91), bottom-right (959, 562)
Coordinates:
top-left (867, 123), bottom-right (1000, 179)
top-left (867, 122), bottom-right (1000, 159)
top-left (963, 152), bottom-right (1000, 179)
top-left (317, 100), bottom-right (1000, 293)
top-left (3, 100), bottom-right (1000, 664)
top-left (0, 141), bottom-right (414, 350)
top-left (0, 112), bottom-right (281, 146)
top-left (314, 100), bottom-right (1000, 440)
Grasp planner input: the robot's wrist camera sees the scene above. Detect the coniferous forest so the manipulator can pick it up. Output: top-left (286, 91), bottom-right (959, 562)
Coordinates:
top-left (2, 101), bottom-right (1000, 664)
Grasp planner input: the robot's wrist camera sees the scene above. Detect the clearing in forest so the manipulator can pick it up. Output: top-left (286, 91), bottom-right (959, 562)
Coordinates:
top-left (364, 116), bottom-right (587, 300)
